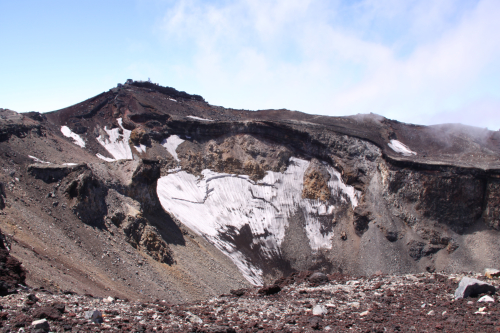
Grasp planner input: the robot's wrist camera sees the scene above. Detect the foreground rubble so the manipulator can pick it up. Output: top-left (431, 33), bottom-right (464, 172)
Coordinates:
top-left (1, 271), bottom-right (499, 332)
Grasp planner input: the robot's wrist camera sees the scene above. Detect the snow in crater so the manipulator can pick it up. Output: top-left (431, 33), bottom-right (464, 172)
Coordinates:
top-left (134, 144), bottom-right (147, 154)
top-left (167, 166), bottom-right (182, 173)
top-left (157, 157), bottom-right (361, 285)
top-left (28, 155), bottom-right (50, 164)
top-left (96, 118), bottom-right (133, 160)
top-left (60, 126), bottom-right (86, 148)
top-left (187, 116), bottom-right (213, 122)
top-left (161, 135), bottom-right (185, 161)
top-left (96, 153), bottom-right (115, 162)
top-left (388, 139), bottom-right (417, 156)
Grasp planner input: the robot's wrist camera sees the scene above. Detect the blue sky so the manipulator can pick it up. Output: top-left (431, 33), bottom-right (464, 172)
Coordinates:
top-left (1, 0), bottom-right (499, 130)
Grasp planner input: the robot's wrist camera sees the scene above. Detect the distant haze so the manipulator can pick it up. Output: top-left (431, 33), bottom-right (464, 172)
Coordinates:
top-left (1, 0), bottom-right (499, 130)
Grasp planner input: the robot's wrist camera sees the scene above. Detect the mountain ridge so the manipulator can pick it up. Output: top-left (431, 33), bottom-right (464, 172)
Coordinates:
top-left (0, 80), bottom-right (499, 302)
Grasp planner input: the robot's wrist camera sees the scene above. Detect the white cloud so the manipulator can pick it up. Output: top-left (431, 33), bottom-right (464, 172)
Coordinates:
top-left (424, 98), bottom-right (500, 130)
top-left (158, 0), bottom-right (500, 129)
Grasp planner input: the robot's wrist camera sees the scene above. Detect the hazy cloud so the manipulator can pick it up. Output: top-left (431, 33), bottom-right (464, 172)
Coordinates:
top-left (159, 0), bottom-right (500, 129)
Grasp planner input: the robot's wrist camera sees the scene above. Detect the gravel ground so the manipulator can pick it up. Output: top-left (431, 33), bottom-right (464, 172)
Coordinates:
top-left (0, 271), bottom-right (499, 332)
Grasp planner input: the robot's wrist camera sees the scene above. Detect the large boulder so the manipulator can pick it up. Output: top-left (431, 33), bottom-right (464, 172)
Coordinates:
top-left (309, 272), bottom-right (329, 286)
top-left (31, 319), bottom-right (50, 332)
top-left (454, 277), bottom-right (496, 299)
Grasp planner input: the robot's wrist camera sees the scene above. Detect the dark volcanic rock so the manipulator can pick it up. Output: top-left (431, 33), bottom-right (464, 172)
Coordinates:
top-left (0, 272), bottom-right (499, 332)
top-left (32, 306), bottom-right (62, 320)
top-left (64, 167), bottom-right (108, 227)
top-left (454, 277), bottom-right (496, 299)
top-left (28, 164), bottom-right (84, 183)
top-left (0, 182), bottom-right (5, 210)
top-left (258, 284), bottom-right (281, 295)
top-left (229, 288), bottom-right (248, 297)
top-left (12, 313), bottom-right (31, 327)
top-left (308, 316), bottom-right (323, 330)
top-left (308, 272), bottom-right (329, 286)
top-left (0, 229), bottom-right (26, 296)
top-left (484, 178), bottom-right (500, 230)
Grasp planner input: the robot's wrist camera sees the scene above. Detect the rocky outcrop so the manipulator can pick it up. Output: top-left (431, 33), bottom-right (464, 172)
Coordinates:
top-left (0, 229), bottom-right (26, 296)
top-left (27, 160), bottom-right (174, 266)
top-left (484, 177), bottom-right (500, 230)
top-left (177, 134), bottom-right (293, 180)
top-left (352, 206), bottom-right (372, 236)
top-left (302, 159), bottom-right (331, 201)
top-left (122, 216), bottom-right (174, 265)
top-left (106, 189), bottom-right (174, 265)
top-left (379, 161), bottom-right (485, 233)
top-left (64, 167), bottom-right (108, 227)
top-left (28, 164), bottom-right (85, 183)
top-left (130, 81), bottom-right (205, 101)
top-left (129, 127), bottom-right (151, 146)
top-left (124, 159), bottom-right (162, 213)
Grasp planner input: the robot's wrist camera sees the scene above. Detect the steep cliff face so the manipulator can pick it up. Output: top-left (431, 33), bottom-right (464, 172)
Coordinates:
top-left (1, 82), bottom-right (499, 300)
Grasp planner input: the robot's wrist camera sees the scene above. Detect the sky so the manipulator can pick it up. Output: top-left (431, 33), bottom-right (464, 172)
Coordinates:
top-left (1, 0), bottom-right (499, 130)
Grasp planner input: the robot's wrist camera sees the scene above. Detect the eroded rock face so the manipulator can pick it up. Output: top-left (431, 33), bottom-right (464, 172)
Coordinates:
top-left (379, 161), bottom-right (485, 233)
top-left (28, 161), bottom-right (174, 267)
top-left (64, 167), bottom-right (108, 227)
top-left (129, 127), bottom-right (150, 146)
top-left (121, 216), bottom-right (174, 265)
top-left (28, 164), bottom-right (85, 184)
top-left (177, 134), bottom-right (293, 180)
top-left (302, 159), bottom-right (331, 201)
top-left (484, 177), bottom-right (500, 230)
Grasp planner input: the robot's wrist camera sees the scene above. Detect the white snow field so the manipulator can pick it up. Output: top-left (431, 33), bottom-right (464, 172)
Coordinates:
top-left (187, 116), bottom-right (213, 121)
top-left (161, 135), bottom-right (185, 161)
top-left (96, 153), bottom-right (115, 162)
top-left (60, 126), bottom-right (86, 148)
top-left (157, 157), bottom-right (361, 285)
top-left (388, 139), bottom-right (417, 156)
top-left (96, 118), bottom-right (133, 161)
top-left (133, 144), bottom-right (147, 154)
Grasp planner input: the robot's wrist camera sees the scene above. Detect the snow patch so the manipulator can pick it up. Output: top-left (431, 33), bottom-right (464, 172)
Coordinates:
top-left (187, 116), bottom-right (213, 122)
top-left (60, 126), bottom-right (85, 148)
top-left (388, 140), bottom-right (417, 156)
top-left (28, 155), bottom-right (50, 164)
top-left (96, 118), bottom-right (133, 160)
top-left (134, 144), bottom-right (147, 154)
top-left (157, 157), bottom-right (361, 285)
top-left (63, 163), bottom-right (78, 166)
top-left (169, 98), bottom-right (177, 102)
top-left (161, 135), bottom-right (185, 161)
top-left (96, 153), bottom-right (115, 162)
